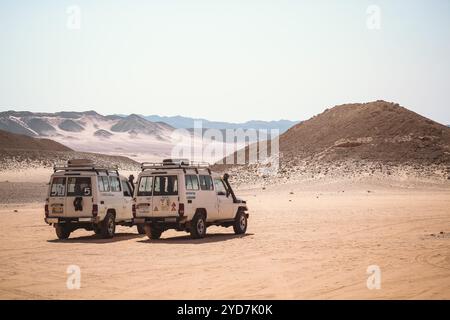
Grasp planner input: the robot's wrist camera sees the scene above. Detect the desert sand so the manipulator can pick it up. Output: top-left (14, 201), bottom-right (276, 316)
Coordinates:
top-left (0, 175), bottom-right (449, 299)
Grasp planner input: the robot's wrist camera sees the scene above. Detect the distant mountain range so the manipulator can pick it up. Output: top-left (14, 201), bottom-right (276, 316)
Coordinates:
top-left (0, 110), bottom-right (178, 162)
top-left (0, 110), bottom-right (173, 138)
top-left (117, 114), bottom-right (299, 133)
top-left (1, 110), bottom-right (291, 163)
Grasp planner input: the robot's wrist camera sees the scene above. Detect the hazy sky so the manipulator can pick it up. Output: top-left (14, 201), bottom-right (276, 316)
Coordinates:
top-left (1, 0), bottom-right (449, 123)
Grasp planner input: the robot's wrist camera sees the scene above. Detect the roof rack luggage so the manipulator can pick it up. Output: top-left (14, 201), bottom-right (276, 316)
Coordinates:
top-left (141, 159), bottom-right (210, 172)
top-left (53, 159), bottom-right (119, 175)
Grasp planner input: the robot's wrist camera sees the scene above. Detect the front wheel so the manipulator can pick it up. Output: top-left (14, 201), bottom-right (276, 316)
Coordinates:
top-left (100, 212), bottom-right (116, 239)
top-left (233, 211), bottom-right (247, 235)
top-left (190, 213), bottom-right (207, 239)
top-left (55, 224), bottom-right (71, 239)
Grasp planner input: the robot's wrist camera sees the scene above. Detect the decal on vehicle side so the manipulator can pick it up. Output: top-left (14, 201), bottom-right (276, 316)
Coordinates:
top-left (160, 197), bottom-right (170, 211)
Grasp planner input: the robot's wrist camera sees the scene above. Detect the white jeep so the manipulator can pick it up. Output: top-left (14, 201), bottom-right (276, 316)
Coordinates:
top-left (44, 159), bottom-right (143, 239)
top-left (132, 159), bottom-right (249, 239)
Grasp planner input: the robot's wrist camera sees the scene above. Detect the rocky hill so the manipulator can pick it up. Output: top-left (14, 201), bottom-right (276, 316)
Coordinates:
top-left (216, 101), bottom-right (450, 185)
top-left (0, 129), bottom-right (139, 171)
top-left (0, 129), bottom-right (72, 151)
top-left (280, 100), bottom-right (450, 164)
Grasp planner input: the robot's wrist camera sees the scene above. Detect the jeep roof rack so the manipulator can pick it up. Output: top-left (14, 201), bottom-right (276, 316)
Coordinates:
top-left (53, 162), bottom-right (119, 176)
top-left (141, 159), bottom-right (210, 173)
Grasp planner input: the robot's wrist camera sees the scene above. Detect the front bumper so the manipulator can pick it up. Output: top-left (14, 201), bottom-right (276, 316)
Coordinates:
top-left (45, 216), bottom-right (100, 224)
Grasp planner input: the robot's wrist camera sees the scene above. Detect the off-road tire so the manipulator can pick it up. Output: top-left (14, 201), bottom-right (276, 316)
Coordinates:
top-left (233, 211), bottom-right (247, 234)
top-left (93, 225), bottom-right (101, 235)
top-left (137, 224), bottom-right (146, 235)
top-left (55, 224), bottom-right (71, 239)
top-left (144, 224), bottom-right (162, 240)
top-left (100, 212), bottom-right (116, 239)
top-left (190, 213), bottom-right (207, 239)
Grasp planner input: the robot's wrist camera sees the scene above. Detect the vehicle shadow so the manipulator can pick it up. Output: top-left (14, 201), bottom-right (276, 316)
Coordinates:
top-left (47, 232), bottom-right (145, 244)
top-left (137, 232), bottom-right (254, 245)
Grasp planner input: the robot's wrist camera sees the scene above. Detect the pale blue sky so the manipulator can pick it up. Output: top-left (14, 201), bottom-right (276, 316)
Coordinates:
top-left (0, 0), bottom-right (449, 123)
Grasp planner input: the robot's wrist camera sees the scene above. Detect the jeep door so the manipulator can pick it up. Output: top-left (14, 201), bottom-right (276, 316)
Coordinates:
top-left (48, 176), bottom-right (67, 217)
top-left (213, 178), bottom-right (235, 220)
top-left (108, 176), bottom-right (125, 219)
top-left (120, 178), bottom-right (134, 220)
top-left (184, 174), bottom-right (200, 217)
top-left (151, 175), bottom-right (179, 218)
top-left (198, 174), bottom-right (218, 220)
top-left (64, 176), bottom-right (93, 217)
top-left (135, 175), bottom-right (153, 217)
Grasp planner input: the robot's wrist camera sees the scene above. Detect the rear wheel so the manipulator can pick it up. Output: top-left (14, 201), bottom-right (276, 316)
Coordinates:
top-left (190, 213), bottom-right (207, 239)
top-left (144, 224), bottom-right (162, 240)
top-left (233, 211), bottom-right (247, 234)
top-left (100, 212), bottom-right (116, 239)
top-left (137, 224), bottom-right (146, 235)
top-left (55, 224), bottom-right (71, 239)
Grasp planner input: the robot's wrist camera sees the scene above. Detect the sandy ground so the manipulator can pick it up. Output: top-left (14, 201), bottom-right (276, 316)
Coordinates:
top-left (0, 178), bottom-right (449, 300)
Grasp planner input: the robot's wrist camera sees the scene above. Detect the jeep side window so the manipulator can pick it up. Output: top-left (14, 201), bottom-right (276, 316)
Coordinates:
top-left (185, 175), bottom-right (199, 191)
top-left (67, 177), bottom-right (92, 197)
top-left (137, 176), bottom-right (153, 196)
top-left (122, 179), bottom-right (132, 197)
top-left (50, 177), bottom-right (66, 197)
top-left (199, 175), bottom-right (214, 191)
top-left (214, 178), bottom-right (227, 196)
top-left (109, 176), bottom-right (122, 192)
top-left (154, 175), bottom-right (178, 196)
top-left (98, 176), bottom-right (110, 192)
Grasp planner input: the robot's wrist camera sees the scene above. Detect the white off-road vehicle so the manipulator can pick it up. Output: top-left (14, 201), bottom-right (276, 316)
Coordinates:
top-left (44, 159), bottom-right (142, 239)
top-left (132, 159), bottom-right (249, 239)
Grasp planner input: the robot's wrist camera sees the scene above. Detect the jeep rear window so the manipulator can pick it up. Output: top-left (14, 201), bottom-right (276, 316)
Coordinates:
top-left (50, 177), bottom-right (66, 197)
top-left (185, 175), bottom-right (199, 190)
top-left (137, 176), bottom-right (153, 196)
top-left (67, 177), bottom-right (92, 197)
top-left (199, 175), bottom-right (214, 191)
top-left (154, 175), bottom-right (178, 196)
